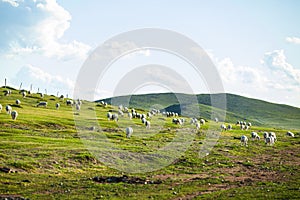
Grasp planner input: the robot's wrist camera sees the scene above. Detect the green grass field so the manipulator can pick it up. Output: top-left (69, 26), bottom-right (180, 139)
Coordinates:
top-left (0, 87), bottom-right (299, 199)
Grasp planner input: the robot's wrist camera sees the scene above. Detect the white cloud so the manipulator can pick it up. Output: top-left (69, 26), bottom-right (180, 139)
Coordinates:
top-left (0, 0), bottom-right (91, 60)
top-left (12, 65), bottom-right (74, 96)
top-left (261, 49), bottom-right (300, 86)
top-left (286, 36), bottom-right (300, 44)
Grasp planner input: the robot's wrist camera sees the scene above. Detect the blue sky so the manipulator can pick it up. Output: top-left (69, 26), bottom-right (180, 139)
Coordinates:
top-left (0, 0), bottom-right (300, 107)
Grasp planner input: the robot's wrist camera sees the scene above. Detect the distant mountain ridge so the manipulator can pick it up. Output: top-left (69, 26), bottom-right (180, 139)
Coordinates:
top-left (97, 93), bottom-right (300, 130)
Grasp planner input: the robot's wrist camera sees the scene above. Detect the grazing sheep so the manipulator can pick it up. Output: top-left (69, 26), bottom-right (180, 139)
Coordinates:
top-left (263, 132), bottom-right (269, 140)
top-left (200, 119), bottom-right (205, 125)
top-left (247, 122), bottom-right (252, 127)
top-left (269, 132), bottom-right (277, 141)
top-left (251, 132), bottom-right (260, 140)
top-left (66, 100), bottom-right (73, 106)
top-left (107, 112), bottom-right (112, 120)
top-left (241, 135), bottom-right (248, 146)
top-left (125, 127), bottom-right (133, 138)
top-left (118, 110), bottom-right (124, 117)
top-left (0, 104), bottom-right (2, 112)
top-left (4, 90), bottom-right (11, 96)
top-left (196, 122), bottom-right (201, 130)
top-left (59, 95), bottom-right (64, 100)
top-left (145, 120), bottom-right (151, 129)
top-left (227, 124), bottom-right (233, 130)
top-left (265, 136), bottom-right (275, 146)
top-left (16, 99), bottom-right (21, 105)
top-left (75, 103), bottom-right (81, 112)
top-left (215, 118), bottom-right (219, 123)
top-left (286, 131), bottom-right (294, 137)
top-left (220, 124), bottom-right (227, 131)
top-left (21, 91), bottom-right (26, 98)
top-left (112, 114), bottom-right (119, 121)
top-left (190, 118), bottom-right (197, 125)
top-left (37, 102), bottom-right (48, 107)
top-left (6, 105), bottom-right (12, 114)
top-left (11, 110), bottom-right (18, 120)
top-left (128, 112), bottom-right (132, 120)
top-left (141, 117), bottom-right (147, 124)
top-left (56, 103), bottom-right (60, 110)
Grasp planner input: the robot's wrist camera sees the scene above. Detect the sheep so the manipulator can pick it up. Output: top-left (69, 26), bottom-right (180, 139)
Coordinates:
top-left (251, 132), bottom-right (260, 140)
top-left (0, 104), bottom-right (2, 112)
top-left (263, 132), bottom-right (269, 140)
top-left (269, 132), bottom-right (277, 141)
top-left (241, 135), bottom-right (248, 146)
top-left (66, 100), bottom-right (73, 106)
top-left (37, 102), bottom-right (48, 107)
top-left (141, 117), bottom-right (147, 124)
top-left (215, 118), bottom-right (219, 123)
top-left (247, 122), bottom-right (252, 127)
top-left (107, 112), bottom-right (112, 120)
top-left (190, 118), bottom-right (197, 125)
top-left (196, 122), bottom-right (201, 130)
top-left (128, 112), bottom-right (132, 120)
top-left (200, 119), bottom-right (205, 125)
top-left (21, 91), bottom-right (26, 98)
top-left (75, 103), bottom-right (81, 112)
top-left (265, 136), bottom-right (275, 146)
top-left (172, 118), bottom-right (182, 125)
top-left (286, 131), bottom-right (294, 137)
top-left (56, 103), bottom-right (60, 110)
top-left (16, 99), bottom-right (21, 105)
top-left (59, 95), bottom-right (64, 100)
top-left (112, 113), bottom-right (119, 121)
top-left (118, 110), bottom-right (124, 117)
top-left (6, 105), bottom-right (12, 114)
top-left (236, 121), bottom-right (240, 125)
top-left (145, 120), bottom-right (151, 129)
top-left (227, 124), bottom-right (233, 130)
top-left (4, 90), bottom-right (11, 96)
top-left (125, 127), bottom-right (133, 138)
top-left (11, 110), bottom-right (18, 120)
top-left (220, 124), bottom-right (227, 131)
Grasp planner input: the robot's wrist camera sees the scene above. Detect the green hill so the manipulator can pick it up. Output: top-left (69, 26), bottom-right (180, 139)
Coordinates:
top-left (98, 93), bottom-right (300, 129)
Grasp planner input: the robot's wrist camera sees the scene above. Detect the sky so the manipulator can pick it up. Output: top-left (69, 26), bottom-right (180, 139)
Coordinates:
top-left (0, 0), bottom-right (300, 107)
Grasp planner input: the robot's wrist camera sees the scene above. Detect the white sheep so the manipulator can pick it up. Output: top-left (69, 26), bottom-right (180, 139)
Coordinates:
top-left (128, 112), bottom-right (132, 120)
top-left (37, 102), bottom-right (48, 107)
top-left (227, 124), bottom-right (232, 130)
top-left (16, 99), bottom-right (21, 105)
top-left (190, 118), bottom-right (197, 125)
top-left (118, 110), bottom-right (124, 117)
top-left (286, 131), bottom-right (294, 137)
top-left (215, 118), bottom-right (219, 123)
top-left (4, 90), bottom-right (11, 96)
top-left (241, 135), bottom-right (248, 146)
top-left (11, 110), bottom-right (18, 120)
top-left (125, 127), bottom-right (133, 138)
top-left (263, 132), bottom-right (269, 140)
top-left (200, 119), bottom-right (205, 125)
top-left (247, 122), bottom-right (252, 127)
top-left (21, 91), bottom-right (26, 98)
top-left (0, 104), bottom-right (2, 112)
top-left (107, 112), bottom-right (112, 120)
top-left (112, 113), bottom-right (119, 121)
top-left (220, 124), bottom-right (227, 131)
top-left (6, 105), bottom-right (12, 114)
top-left (141, 117), bottom-right (147, 124)
top-left (265, 136), bottom-right (275, 146)
top-left (196, 122), bottom-right (201, 130)
top-left (269, 132), bottom-right (277, 141)
top-left (75, 103), bottom-right (81, 112)
top-left (145, 120), bottom-right (151, 129)
top-left (56, 103), bottom-right (60, 110)
top-left (251, 132), bottom-right (260, 140)
top-left (66, 100), bottom-right (73, 106)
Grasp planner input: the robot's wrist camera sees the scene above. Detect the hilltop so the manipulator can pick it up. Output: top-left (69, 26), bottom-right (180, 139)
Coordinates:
top-left (98, 93), bottom-right (300, 129)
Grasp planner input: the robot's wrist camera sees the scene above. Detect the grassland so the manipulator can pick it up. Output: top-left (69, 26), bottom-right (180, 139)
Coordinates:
top-left (0, 87), bottom-right (299, 199)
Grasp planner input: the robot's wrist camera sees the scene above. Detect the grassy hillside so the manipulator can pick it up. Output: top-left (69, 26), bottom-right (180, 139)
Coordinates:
top-left (99, 93), bottom-right (300, 129)
top-left (0, 87), bottom-right (299, 199)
